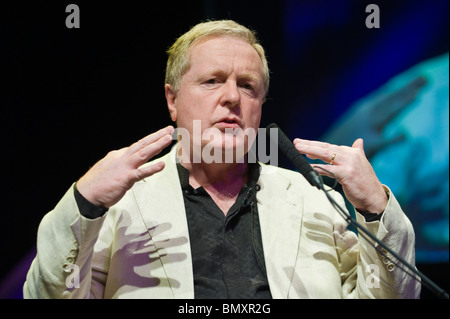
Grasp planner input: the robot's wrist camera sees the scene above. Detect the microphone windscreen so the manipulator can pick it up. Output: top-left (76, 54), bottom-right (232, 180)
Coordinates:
top-left (266, 123), bottom-right (322, 189)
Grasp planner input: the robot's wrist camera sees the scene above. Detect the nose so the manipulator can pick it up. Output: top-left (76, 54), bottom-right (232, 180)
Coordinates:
top-left (219, 80), bottom-right (240, 109)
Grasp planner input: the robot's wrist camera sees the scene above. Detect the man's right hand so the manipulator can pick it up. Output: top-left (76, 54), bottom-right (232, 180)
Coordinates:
top-left (76, 125), bottom-right (175, 209)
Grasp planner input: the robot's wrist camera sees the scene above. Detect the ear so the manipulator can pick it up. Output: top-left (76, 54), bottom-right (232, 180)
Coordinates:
top-left (165, 84), bottom-right (178, 122)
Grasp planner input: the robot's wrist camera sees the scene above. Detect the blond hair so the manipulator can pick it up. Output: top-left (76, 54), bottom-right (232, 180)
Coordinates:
top-left (165, 20), bottom-right (270, 96)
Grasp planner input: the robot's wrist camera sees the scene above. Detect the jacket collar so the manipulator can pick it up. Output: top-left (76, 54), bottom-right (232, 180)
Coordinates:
top-left (132, 146), bottom-right (194, 298)
top-left (131, 146), bottom-right (305, 299)
top-left (257, 164), bottom-right (305, 298)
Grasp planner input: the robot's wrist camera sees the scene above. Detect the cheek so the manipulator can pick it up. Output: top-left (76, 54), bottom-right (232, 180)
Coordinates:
top-left (244, 103), bottom-right (262, 128)
top-left (174, 93), bottom-right (216, 136)
top-left (174, 91), bottom-right (200, 124)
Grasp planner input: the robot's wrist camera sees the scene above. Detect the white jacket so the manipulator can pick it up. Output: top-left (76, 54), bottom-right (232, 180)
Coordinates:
top-left (24, 147), bottom-right (420, 298)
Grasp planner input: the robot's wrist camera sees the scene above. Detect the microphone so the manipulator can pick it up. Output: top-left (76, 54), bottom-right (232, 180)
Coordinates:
top-left (266, 123), bottom-right (323, 189)
top-left (266, 123), bottom-right (448, 299)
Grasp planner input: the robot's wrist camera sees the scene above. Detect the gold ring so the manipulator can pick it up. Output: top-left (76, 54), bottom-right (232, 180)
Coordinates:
top-left (329, 153), bottom-right (336, 165)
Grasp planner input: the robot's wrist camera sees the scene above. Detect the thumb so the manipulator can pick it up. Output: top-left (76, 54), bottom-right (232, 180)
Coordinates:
top-left (352, 138), bottom-right (365, 153)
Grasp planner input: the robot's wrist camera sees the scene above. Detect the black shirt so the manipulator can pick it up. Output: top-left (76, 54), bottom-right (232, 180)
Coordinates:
top-left (74, 162), bottom-right (381, 299)
top-left (73, 162), bottom-right (272, 299)
top-left (176, 163), bottom-right (271, 299)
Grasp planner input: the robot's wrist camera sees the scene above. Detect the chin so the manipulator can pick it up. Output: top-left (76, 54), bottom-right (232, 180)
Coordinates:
top-left (201, 135), bottom-right (249, 164)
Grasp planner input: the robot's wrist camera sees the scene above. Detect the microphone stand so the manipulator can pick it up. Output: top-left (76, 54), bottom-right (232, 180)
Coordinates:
top-left (267, 123), bottom-right (448, 299)
top-left (318, 178), bottom-right (449, 299)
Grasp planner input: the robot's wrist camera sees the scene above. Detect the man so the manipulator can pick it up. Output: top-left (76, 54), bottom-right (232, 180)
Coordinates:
top-left (23, 20), bottom-right (420, 298)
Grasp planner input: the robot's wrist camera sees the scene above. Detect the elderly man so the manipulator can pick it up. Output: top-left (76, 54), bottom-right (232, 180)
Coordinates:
top-left (23, 20), bottom-right (420, 299)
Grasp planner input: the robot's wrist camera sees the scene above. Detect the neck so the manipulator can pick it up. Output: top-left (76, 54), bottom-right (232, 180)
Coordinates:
top-left (176, 143), bottom-right (252, 215)
top-left (177, 150), bottom-right (248, 199)
top-left (184, 159), bottom-right (247, 189)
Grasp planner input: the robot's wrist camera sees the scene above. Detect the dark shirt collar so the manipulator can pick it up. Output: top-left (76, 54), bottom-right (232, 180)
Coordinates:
top-left (176, 162), bottom-right (261, 191)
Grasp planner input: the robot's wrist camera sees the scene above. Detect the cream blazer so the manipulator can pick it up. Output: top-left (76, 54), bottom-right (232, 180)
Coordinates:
top-left (24, 147), bottom-right (420, 298)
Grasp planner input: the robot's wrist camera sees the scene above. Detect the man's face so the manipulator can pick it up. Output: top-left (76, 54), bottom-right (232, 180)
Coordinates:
top-left (166, 36), bottom-right (265, 162)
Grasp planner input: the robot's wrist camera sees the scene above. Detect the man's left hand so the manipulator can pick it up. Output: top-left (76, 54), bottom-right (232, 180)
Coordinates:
top-left (293, 137), bottom-right (388, 214)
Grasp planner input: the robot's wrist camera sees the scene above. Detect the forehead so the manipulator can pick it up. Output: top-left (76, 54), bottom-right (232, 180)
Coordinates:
top-left (188, 36), bottom-right (264, 76)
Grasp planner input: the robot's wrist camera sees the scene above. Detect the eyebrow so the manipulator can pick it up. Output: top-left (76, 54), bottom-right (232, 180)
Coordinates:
top-left (206, 69), bottom-right (261, 84)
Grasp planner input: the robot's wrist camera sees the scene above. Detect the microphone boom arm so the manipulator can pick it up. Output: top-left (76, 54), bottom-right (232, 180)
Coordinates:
top-left (266, 123), bottom-right (449, 299)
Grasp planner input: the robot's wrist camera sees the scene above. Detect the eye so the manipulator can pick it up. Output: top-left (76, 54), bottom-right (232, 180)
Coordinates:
top-left (242, 83), bottom-right (254, 90)
top-left (204, 78), bottom-right (220, 85)
top-left (239, 82), bottom-right (257, 94)
top-left (201, 78), bottom-right (222, 89)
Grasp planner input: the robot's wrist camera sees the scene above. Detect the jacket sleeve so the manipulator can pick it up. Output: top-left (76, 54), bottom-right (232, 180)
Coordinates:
top-left (337, 186), bottom-right (421, 299)
top-left (23, 184), bottom-right (109, 299)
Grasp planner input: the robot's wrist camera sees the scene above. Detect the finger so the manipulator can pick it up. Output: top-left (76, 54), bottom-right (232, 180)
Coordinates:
top-left (127, 125), bottom-right (174, 156)
top-left (128, 133), bottom-right (173, 168)
top-left (133, 161), bottom-right (166, 182)
top-left (293, 138), bottom-right (331, 148)
top-left (352, 138), bottom-right (365, 153)
top-left (294, 138), bottom-right (338, 163)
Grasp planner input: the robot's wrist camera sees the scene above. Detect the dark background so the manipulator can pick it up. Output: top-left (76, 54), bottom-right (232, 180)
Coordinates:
top-left (1, 0), bottom-right (448, 298)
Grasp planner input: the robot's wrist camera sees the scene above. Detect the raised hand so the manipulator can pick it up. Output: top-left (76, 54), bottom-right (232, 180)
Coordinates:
top-left (76, 125), bottom-right (175, 208)
top-left (293, 137), bottom-right (388, 214)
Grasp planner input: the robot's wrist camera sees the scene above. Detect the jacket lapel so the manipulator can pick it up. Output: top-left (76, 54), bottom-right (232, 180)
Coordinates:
top-left (257, 165), bottom-right (304, 299)
top-left (131, 147), bottom-right (194, 298)
top-left (130, 149), bottom-right (305, 299)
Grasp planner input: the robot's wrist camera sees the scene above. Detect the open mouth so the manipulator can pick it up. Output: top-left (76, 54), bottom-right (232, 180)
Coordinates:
top-left (223, 118), bottom-right (238, 124)
top-left (216, 119), bottom-right (241, 129)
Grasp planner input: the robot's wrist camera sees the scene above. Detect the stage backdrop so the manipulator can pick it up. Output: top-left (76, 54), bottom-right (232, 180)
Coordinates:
top-left (1, 0), bottom-right (448, 298)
